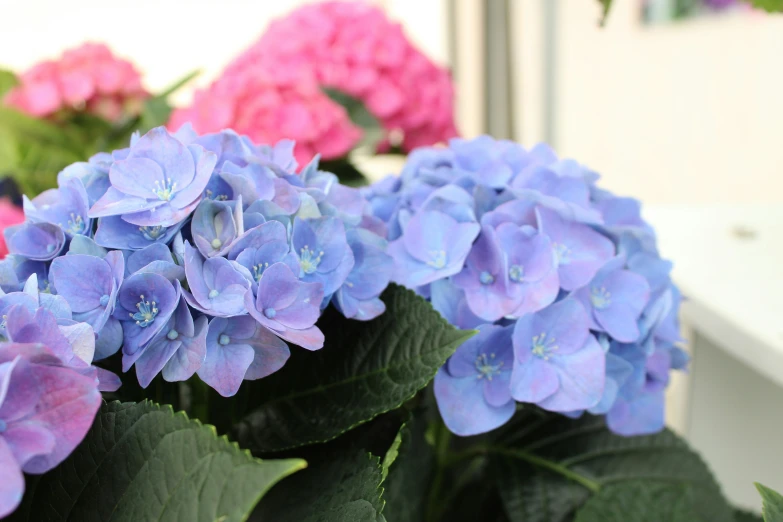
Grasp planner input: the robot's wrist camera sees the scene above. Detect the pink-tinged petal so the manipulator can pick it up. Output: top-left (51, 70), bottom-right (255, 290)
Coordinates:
top-left (434, 368), bottom-right (515, 437)
top-left (244, 324), bottom-right (290, 380)
top-left (274, 325), bottom-right (324, 351)
top-left (5, 420), bottom-right (56, 469)
top-left (595, 306), bottom-right (642, 343)
top-left (120, 197), bottom-right (200, 228)
top-left (109, 158), bottom-right (166, 199)
top-left (537, 335), bottom-right (606, 412)
top-left (256, 263), bottom-right (302, 311)
top-left (509, 357), bottom-right (559, 404)
top-left (89, 187), bottom-right (163, 218)
top-left (197, 340), bottom-right (254, 398)
top-left (163, 316), bottom-right (208, 382)
top-left (0, 438), bottom-right (25, 519)
top-left (20, 364), bottom-right (101, 474)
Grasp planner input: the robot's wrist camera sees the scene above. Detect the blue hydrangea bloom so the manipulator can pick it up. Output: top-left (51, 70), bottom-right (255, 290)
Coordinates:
top-left (510, 298), bottom-right (605, 412)
top-left (198, 315), bottom-right (289, 397)
top-left (89, 127), bottom-right (217, 227)
top-left (133, 297), bottom-right (208, 388)
top-left (434, 325), bottom-right (515, 436)
top-left (364, 135), bottom-right (684, 437)
top-left (23, 178), bottom-right (91, 238)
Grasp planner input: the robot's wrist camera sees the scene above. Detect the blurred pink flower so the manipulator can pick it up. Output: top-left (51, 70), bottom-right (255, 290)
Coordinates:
top-left (170, 1), bottom-right (457, 165)
top-left (4, 43), bottom-right (147, 120)
top-left (169, 64), bottom-right (362, 166)
top-left (0, 199), bottom-right (25, 259)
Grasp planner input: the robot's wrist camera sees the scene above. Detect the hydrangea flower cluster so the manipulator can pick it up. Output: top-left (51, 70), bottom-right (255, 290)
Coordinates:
top-left (0, 342), bottom-right (103, 518)
top-left (170, 1), bottom-right (457, 163)
top-left (363, 136), bottom-right (687, 437)
top-left (4, 43), bottom-right (147, 121)
top-left (0, 125), bottom-right (392, 398)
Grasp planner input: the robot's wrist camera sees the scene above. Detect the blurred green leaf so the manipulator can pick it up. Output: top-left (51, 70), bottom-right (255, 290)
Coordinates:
top-left (742, 0), bottom-right (783, 12)
top-left (0, 69), bottom-right (18, 98)
top-left (757, 483), bottom-right (783, 522)
top-left (138, 69), bottom-right (200, 132)
top-left (598, 0), bottom-right (613, 25)
top-left (324, 87), bottom-right (385, 152)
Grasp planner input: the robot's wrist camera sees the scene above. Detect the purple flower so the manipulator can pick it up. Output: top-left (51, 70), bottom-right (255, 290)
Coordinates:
top-left (510, 298), bottom-right (605, 412)
top-left (606, 344), bottom-right (671, 436)
top-left (434, 325), bottom-right (514, 436)
top-left (333, 228), bottom-right (393, 321)
top-left (388, 210), bottom-right (480, 287)
top-left (124, 244), bottom-right (185, 283)
top-left (115, 272), bottom-right (180, 370)
top-left (229, 221), bottom-right (298, 291)
top-left (23, 178), bottom-right (91, 238)
top-left (93, 215), bottom-right (184, 251)
top-left (89, 127), bottom-right (217, 227)
top-left (574, 256), bottom-right (650, 343)
top-left (133, 297), bottom-right (208, 388)
top-left (191, 197), bottom-right (244, 258)
top-left (183, 243), bottom-right (251, 318)
top-left (57, 159), bottom-right (111, 206)
top-left (0, 343), bottom-right (101, 518)
top-left (4, 222), bottom-right (65, 261)
top-left (511, 165), bottom-right (602, 224)
top-left (50, 251), bottom-right (124, 334)
top-left (292, 217), bottom-right (354, 296)
top-left (244, 262), bottom-right (324, 350)
top-left (536, 207), bottom-right (614, 291)
top-left (429, 279), bottom-right (485, 330)
top-left (198, 315), bottom-right (290, 397)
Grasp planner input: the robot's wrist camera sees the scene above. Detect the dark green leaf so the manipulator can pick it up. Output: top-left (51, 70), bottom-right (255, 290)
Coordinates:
top-left (252, 450), bottom-right (385, 522)
top-left (323, 87), bottom-right (384, 152)
top-left (382, 412), bottom-right (435, 521)
top-left (0, 107), bottom-right (83, 152)
top-left (9, 401), bottom-right (305, 522)
top-left (492, 411), bottom-right (733, 522)
top-left (736, 507), bottom-right (765, 522)
top-left (233, 284), bottom-right (475, 453)
top-left (0, 69), bottom-right (18, 97)
top-left (573, 482), bottom-right (696, 521)
top-left (742, 0), bottom-right (783, 12)
top-left (319, 158), bottom-right (369, 187)
top-left (757, 483), bottom-right (783, 522)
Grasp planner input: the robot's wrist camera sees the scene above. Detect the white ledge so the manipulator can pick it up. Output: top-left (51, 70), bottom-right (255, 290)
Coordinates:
top-left (644, 204), bottom-right (783, 388)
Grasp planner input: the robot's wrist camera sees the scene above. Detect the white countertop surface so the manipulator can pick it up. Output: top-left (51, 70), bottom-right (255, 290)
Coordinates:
top-left (644, 204), bottom-right (783, 388)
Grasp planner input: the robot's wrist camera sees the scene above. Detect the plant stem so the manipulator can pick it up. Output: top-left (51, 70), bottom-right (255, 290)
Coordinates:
top-left (188, 377), bottom-right (211, 425)
top-left (425, 420), bottom-right (452, 522)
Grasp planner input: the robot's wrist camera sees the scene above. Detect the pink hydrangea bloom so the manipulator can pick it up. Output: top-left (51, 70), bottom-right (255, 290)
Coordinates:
top-left (0, 199), bottom-right (25, 259)
top-left (4, 43), bottom-right (147, 121)
top-left (170, 1), bottom-right (457, 164)
top-left (169, 65), bottom-right (362, 166)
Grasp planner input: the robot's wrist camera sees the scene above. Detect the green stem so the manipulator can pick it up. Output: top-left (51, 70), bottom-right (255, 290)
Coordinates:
top-left (188, 377), bottom-right (211, 425)
top-left (425, 420), bottom-right (452, 522)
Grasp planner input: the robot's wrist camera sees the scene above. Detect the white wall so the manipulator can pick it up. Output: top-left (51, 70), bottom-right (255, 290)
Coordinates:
top-left (0, 0), bottom-right (452, 108)
top-left (515, 0), bottom-right (783, 205)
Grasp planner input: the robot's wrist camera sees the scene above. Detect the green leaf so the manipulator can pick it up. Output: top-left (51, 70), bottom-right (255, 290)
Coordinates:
top-left (323, 87), bottom-right (385, 152)
top-left (233, 284), bottom-right (475, 453)
top-left (742, 0), bottom-right (783, 12)
top-left (137, 69), bottom-right (200, 132)
top-left (757, 483), bottom-right (783, 522)
top-left (0, 107), bottom-right (83, 152)
top-left (736, 508), bottom-right (765, 522)
top-left (252, 450), bottom-right (385, 522)
top-left (0, 68), bottom-right (18, 97)
top-left (573, 482), bottom-right (696, 521)
top-left (9, 401), bottom-right (305, 522)
top-left (597, 0), bottom-right (613, 26)
top-left (492, 410), bottom-right (734, 522)
top-left (382, 412), bottom-right (435, 521)
top-left (319, 158), bottom-right (370, 187)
